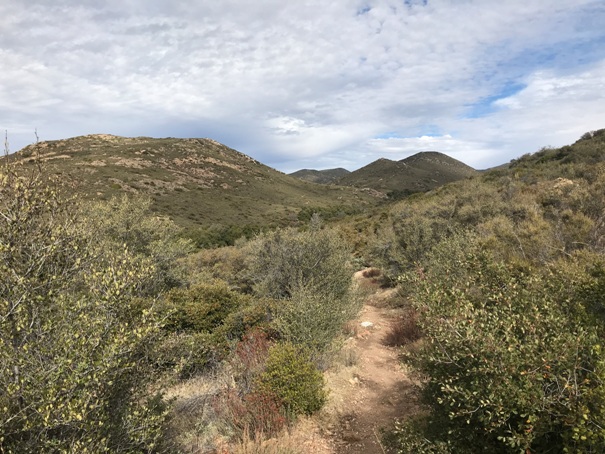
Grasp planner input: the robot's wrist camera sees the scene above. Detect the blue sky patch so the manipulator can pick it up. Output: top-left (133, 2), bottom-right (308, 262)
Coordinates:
top-left (356, 6), bottom-right (371, 16)
top-left (464, 82), bottom-right (526, 119)
top-left (417, 124), bottom-right (442, 137)
top-left (374, 132), bottom-right (403, 140)
top-left (404, 0), bottom-right (428, 7)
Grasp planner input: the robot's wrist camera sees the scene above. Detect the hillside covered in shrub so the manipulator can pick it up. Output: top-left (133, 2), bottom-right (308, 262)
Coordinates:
top-left (369, 129), bottom-right (605, 453)
top-left (2, 128), bottom-right (605, 453)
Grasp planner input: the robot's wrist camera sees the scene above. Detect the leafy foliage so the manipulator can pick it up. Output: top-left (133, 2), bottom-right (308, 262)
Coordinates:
top-left (398, 235), bottom-right (605, 452)
top-left (183, 223), bottom-right (261, 249)
top-left (248, 225), bottom-right (361, 352)
top-left (80, 194), bottom-right (194, 294)
top-left (247, 225), bottom-right (352, 300)
top-left (162, 282), bottom-right (248, 333)
top-left (257, 343), bottom-right (327, 417)
top-left (0, 166), bottom-right (171, 452)
top-left (382, 130), bottom-right (605, 453)
top-left (156, 282), bottom-right (272, 377)
top-left (271, 282), bottom-right (355, 352)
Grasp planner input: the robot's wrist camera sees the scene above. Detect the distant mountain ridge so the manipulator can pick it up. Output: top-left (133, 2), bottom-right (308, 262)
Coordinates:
top-left (12, 134), bottom-right (378, 228)
top-left (288, 168), bottom-right (350, 184)
top-left (291, 151), bottom-right (477, 196)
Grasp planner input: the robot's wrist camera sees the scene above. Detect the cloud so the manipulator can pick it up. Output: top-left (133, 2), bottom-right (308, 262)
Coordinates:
top-left (0, 0), bottom-right (604, 172)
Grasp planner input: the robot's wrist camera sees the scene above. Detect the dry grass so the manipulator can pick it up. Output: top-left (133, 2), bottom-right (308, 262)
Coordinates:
top-left (218, 414), bottom-right (334, 453)
top-left (332, 342), bottom-right (360, 368)
top-left (382, 309), bottom-right (422, 347)
top-left (224, 428), bottom-right (305, 454)
top-left (165, 371), bottom-right (235, 453)
top-left (366, 287), bottom-right (406, 308)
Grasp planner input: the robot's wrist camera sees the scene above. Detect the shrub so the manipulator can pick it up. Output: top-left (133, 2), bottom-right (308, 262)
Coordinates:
top-left (257, 343), bottom-right (327, 417)
top-left (371, 203), bottom-right (454, 278)
top-left (184, 245), bottom-right (252, 291)
top-left (79, 194), bottom-right (194, 294)
top-left (162, 282), bottom-right (251, 333)
top-left (385, 417), bottom-right (451, 454)
top-left (212, 331), bottom-right (286, 440)
top-left (382, 309), bottom-right (422, 347)
top-left (183, 223), bottom-right (261, 249)
top-left (218, 388), bottom-right (287, 438)
top-left (231, 329), bottom-right (273, 395)
top-left (272, 281), bottom-right (361, 352)
top-left (247, 226), bottom-right (352, 300)
top-left (399, 233), bottom-right (605, 453)
top-left (247, 226), bottom-right (360, 352)
top-left (159, 284), bottom-right (272, 376)
top-left (153, 331), bottom-right (219, 378)
top-left (216, 298), bottom-right (274, 343)
top-left (0, 165), bottom-right (171, 452)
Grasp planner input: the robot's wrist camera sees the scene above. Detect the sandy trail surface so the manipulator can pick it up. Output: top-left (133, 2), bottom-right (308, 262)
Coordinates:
top-left (293, 270), bottom-right (421, 453)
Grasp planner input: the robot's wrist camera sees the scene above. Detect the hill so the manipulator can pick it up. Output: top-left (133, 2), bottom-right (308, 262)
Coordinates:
top-left (337, 151), bottom-right (476, 196)
top-left (509, 128), bottom-right (605, 168)
top-left (11, 134), bottom-right (378, 229)
top-left (289, 168), bottom-right (350, 184)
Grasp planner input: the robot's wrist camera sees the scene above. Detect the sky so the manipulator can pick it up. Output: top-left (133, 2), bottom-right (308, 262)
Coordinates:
top-left (1, 0), bottom-right (604, 172)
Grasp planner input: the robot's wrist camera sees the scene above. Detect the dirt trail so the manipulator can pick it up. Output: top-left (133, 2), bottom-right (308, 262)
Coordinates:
top-left (315, 270), bottom-right (420, 453)
top-left (222, 269), bottom-right (421, 453)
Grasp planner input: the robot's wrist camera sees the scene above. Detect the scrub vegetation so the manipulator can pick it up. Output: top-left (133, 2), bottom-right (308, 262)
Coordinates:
top-left (2, 128), bottom-right (605, 452)
top-left (374, 129), bottom-right (605, 453)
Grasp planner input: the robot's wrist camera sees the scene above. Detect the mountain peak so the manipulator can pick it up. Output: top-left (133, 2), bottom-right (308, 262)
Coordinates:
top-left (338, 151), bottom-right (476, 195)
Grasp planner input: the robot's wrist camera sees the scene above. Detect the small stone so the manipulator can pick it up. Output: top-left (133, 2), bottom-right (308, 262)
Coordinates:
top-left (360, 321), bottom-right (373, 328)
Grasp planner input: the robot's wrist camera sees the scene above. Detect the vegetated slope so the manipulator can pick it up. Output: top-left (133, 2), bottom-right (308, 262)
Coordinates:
top-left (365, 129), bottom-right (605, 452)
top-left (337, 151), bottom-right (476, 196)
top-left (510, 128), bottom-right (605, 168)
top-left (289, 168), bottom-right (351, 184)
top-left (12, 134), bottom-right (378, 228)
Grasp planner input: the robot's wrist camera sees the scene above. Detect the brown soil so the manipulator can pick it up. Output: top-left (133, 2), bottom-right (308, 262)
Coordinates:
top-left (289, 270), bottom-right (422, 454)
top-left (195, 269), bottom-right (422, 453)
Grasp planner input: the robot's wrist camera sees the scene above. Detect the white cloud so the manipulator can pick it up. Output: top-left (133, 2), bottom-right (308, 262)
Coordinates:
top-left (0, 0), bottom-right (604, 171)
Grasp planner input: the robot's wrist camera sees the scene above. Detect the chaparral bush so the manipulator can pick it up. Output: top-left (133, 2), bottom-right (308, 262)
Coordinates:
top-left (0, 165), bottom-right (172, 452)
top-left (248, 225), bottom-right (361, 352)
top-left (257, 342), bottom-right (327, 417)
top-left (394, 232), bottom-right (605, 453)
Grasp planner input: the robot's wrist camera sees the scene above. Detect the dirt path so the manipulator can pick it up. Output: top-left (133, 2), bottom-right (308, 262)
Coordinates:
top-left (316, 271), bottom-right (421, 453)
top-left (213, 269), bottom-right (421, 453)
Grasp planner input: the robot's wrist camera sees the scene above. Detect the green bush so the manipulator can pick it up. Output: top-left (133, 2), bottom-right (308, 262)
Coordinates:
top-left (370, 195), bottom-right (460, 278)
top-left (385, 417), bottom-right (451, 454)
top-left (398, 233), bottom-right (605, 453)
top-left (183, 223), bottom-right (261, 249)
top-left (216, 297), bottom-right (273, 342)
top-left (184, 244), bottom-right (253, 292)
top-left (272, 281), bottom-right (361, 352)
top-left (257, 343), bottom-right (327, 417)
top-left (0, 166), bottom-right (171, 452)
top-left (152, 331), bottom-right (219, 378)
top-left (247, 225), bottom-right (359, 352)
top-left (162, 282), bottom-right (250, 333)
top-left (79, 194), bottom-right (194, 294)
top-left (247, 225), bottom-right (352, 300)
top-left (158, 283), bottom-right (272, 376)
